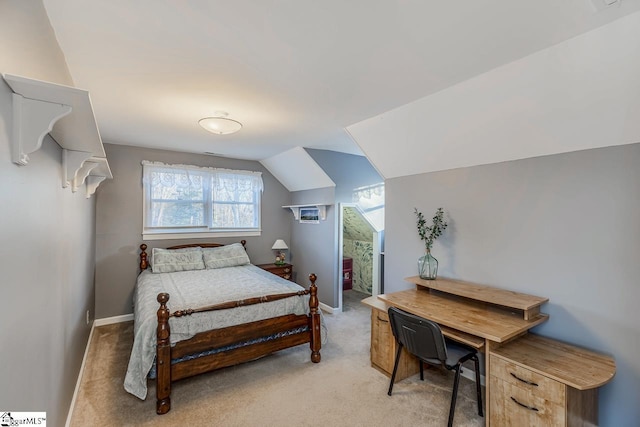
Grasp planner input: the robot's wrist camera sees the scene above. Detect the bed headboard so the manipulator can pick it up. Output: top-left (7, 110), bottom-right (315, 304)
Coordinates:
top-left (139, 240), bottom-right (247, 270)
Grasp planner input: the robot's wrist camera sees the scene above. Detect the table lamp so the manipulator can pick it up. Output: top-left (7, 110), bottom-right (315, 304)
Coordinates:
top-left (272, 239), bottom-right (288, 265)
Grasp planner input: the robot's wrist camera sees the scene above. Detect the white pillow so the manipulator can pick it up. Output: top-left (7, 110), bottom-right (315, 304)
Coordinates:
top-left (151, 247), bottom-right (205, 273)
top-left (202, 243), bottom-right (250, 269)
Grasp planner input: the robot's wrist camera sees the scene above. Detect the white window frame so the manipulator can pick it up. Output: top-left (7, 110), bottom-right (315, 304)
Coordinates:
top-left (142, 161), bottom-right (263, 240)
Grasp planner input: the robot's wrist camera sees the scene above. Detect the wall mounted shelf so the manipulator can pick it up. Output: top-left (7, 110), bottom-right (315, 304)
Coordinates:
top-left (85, 157), bottom-right (112, 198)
top-left (282, 204), bottom-right (331, 221)
top-left (2, 73), bottom-right (111, 197)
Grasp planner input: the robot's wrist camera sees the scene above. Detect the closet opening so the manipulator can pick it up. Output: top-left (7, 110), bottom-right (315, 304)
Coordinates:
top-left (337, 203), bottom-right (383, 312)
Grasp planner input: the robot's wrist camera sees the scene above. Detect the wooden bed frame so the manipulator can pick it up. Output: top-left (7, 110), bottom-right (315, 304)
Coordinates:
top-left (138, 241), bottom-right (322, 415)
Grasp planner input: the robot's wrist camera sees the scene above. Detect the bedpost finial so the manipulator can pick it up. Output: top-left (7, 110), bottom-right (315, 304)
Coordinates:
top-left (158, 293), bottom-right (170, 305)
top-left (308, 274), bottom-right (318, 300)
top-left (140, 244), bottom-right (149, 270)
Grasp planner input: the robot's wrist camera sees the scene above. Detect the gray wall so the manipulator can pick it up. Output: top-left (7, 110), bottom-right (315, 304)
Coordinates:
top-left (290, 187), bottom-right (337, 306)
top-left (95, 146), bottom-right (378, 316)
top-left (95, 143), bottom-right (292, 318)
top-left (385, 143), bottom-right (640, 425)
top-left (0, 2), bottom-right (95, 426)
top-left (291, 150), bottom-right (383, 308)
top-left (307, 148), bottom-right (383, 203)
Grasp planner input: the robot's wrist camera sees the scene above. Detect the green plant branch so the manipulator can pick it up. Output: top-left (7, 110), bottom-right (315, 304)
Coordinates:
top-left (414, 207), bottom-right (448, 251)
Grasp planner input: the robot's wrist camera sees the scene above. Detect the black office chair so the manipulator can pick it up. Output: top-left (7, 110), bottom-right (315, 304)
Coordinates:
top-left (387, 307), bottom-right (483, 427)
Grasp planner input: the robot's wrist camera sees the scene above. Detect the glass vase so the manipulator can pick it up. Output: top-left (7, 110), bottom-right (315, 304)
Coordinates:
top-left (418, 250), bottom-right (438, 280)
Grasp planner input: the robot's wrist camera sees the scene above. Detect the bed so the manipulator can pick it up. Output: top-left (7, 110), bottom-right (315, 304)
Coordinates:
top-left (123, 241), bottom-right (323, 415)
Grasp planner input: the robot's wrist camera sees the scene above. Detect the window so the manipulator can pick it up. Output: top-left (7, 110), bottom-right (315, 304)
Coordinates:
top-left (142, 161), bottom-right (263, 240)
top-left (352, 182), bottom-right (385, 231)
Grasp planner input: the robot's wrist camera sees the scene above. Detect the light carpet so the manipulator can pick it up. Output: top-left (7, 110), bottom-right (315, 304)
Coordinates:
top-left (70, 290), bottom-right (484, 426)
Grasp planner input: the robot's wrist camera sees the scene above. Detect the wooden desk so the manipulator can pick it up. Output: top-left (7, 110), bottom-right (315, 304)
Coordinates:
top-left (363, 295), bottom-right (486, 350)
top-left (378, 288), bottom-right (548, 343)
top-left (363, 276), bottom-right (550, 427)
top-left (363, 277), bottom-right (615, 426)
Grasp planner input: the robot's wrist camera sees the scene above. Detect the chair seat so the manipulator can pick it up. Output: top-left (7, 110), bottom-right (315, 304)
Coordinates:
top-left (444, 339), bottom-right (477, 367)
top-left (416, 338), bottom-right (476, 367)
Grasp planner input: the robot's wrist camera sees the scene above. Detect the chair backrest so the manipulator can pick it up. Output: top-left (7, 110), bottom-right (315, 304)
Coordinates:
top-left (388, 306), bottom-right (448, 364)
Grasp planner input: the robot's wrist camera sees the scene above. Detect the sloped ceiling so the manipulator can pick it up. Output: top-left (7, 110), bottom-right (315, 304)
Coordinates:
top-left (347, 11), bottom-right (640, 179)
top-left (260, 147), bottom-right (335, 192)
top-left (343, 207), bottom-right (374, 242)
top-left (40, 0), bottom-right (640, 170)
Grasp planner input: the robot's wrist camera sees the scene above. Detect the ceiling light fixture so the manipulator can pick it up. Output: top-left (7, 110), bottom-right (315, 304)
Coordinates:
top-left (198, 111), bottom-right (242, 135)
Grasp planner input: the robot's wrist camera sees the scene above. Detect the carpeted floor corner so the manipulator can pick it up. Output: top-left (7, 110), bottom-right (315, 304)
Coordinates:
top-left (70, 290), bottom-right (484, 426)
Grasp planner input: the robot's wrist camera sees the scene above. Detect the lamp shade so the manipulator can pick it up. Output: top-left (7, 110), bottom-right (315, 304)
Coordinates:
top-left (271, 239), bottom-right (288, 250)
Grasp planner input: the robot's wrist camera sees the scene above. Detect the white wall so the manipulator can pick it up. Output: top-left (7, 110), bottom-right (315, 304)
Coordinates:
top-left (385, 144), bottom-right (640, 425)
top-left (0, 2), bottom-right (95, 425)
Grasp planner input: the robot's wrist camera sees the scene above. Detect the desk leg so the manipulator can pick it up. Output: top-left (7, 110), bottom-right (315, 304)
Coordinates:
top-left (485, 340), bottom-right (492, 427)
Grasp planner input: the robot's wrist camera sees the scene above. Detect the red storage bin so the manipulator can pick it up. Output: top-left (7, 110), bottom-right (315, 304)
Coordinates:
top-left (343, 257), bottom-right (353, 290)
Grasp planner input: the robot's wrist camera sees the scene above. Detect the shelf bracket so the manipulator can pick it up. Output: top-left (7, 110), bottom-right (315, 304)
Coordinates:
top-left (86, 175), bottom-right (107, 198)
top-left (317, 206), bottom-right (327, 221)
top-left (11, 93), bottom-right (72, 166)
top-left (63, 149), bottom-right (94, 188)
top-left (287, 207), bottom-right (301, 220)
top-left (84, 157), bottom-right (111, 198)
top-left (72, 160), bottom-right (99, 193)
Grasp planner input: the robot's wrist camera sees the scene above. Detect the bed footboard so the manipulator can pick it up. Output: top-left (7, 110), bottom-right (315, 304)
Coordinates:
top-left (155, 273), bottom-right (321, 415)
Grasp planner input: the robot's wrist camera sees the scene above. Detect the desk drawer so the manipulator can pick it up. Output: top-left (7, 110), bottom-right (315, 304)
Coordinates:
top-left (490, 375), bottom-right (566, 426)
top-left (490, 355), bottom-right (565, 406)
top-left (370, 308), bottom-right (419, 381)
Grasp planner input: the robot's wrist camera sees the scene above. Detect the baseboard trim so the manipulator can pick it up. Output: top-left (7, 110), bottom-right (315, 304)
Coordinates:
top-left (65, 322), bottom-right (95, 427)
top-left (94, 313), bottom-right (134, 326)
top-left (319, 302), bottom-right (339, 314)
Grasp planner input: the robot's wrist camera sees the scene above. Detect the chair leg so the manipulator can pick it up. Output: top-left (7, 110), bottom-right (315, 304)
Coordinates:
top-left (448, 365), bottom-right (462, 427)
top-left (388, 344), bottom-right (403, 396)
top-left (419, 360), bottom-right (424, 381)
top-left (473, 355), bottom-right (484, 417)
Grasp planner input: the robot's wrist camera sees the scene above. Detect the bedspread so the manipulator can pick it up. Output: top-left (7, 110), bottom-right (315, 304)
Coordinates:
top-left (124, 264), bottom-right (325, 399)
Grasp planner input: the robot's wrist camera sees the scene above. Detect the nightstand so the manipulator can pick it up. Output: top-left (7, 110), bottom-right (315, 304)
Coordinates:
top-left (256, 263), bottom-right (293, 281)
